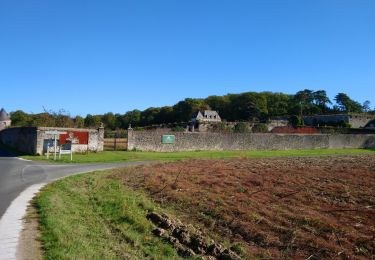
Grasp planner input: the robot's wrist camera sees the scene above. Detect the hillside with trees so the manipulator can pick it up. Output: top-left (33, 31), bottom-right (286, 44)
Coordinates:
top-left (9, 90), bottom-right (373, 130)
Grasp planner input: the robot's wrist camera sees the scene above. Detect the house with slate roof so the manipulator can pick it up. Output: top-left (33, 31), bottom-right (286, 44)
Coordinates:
top-left (192, 110), bottom-right (221, 124)
top-left (0, 108), bottom-right (11, 131)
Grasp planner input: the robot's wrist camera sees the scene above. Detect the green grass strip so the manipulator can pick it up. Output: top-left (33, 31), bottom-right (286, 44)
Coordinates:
top-left (22, 148), bottom-right (375, 163)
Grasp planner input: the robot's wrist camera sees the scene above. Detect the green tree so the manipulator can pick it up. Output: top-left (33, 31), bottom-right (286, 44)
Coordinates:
top-left (10, 110), bottom-right (31, 126)
top-left (293, 89), bottom-right (314, 118)
top-left (228, 92), bottom-right (268, 121)
top-left (74, 116), bottom-right (85, 128)
top-left (173, 98), bottom-right (210, 122)
top-left (334, 93), bottom-right (362, 113)
top-left (264, 92), bottom-right (291, 117)
top-left (102, 112), bottom-right (117, 130)
top-left (313, 90), bottom-right (331, 114)
top-left (362, 100), bottom-right (371, 113)
top-left (234, 122), bottom-right (249, 133)
top-left (140, 107), bottom-right (161, 126)
top-left (84, 114), bottom-right (102, 128)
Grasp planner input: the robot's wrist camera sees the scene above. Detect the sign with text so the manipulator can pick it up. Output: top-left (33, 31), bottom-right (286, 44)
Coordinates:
top-left (162, 135), bottom-right (175, 144)
top-left (60, 131), bottom-right (89, 145)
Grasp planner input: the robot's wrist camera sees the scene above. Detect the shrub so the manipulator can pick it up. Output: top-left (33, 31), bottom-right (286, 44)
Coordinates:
top-left (171, 126), bottom-right (185, 132)
top-left (234, 122), bottom-right (249, 133)
top-left (289, 115), bottom-right (303, 127)
top-left (212, 122), bottom-right (233, 133)
top-left (252, 123), bottom-right (268, 133)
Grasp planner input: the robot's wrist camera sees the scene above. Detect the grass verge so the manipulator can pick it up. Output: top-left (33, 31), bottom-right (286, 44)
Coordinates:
top-left (34, 171), bottom-right (181, 259)
top-left (21, 148), bottom-right (375, 163)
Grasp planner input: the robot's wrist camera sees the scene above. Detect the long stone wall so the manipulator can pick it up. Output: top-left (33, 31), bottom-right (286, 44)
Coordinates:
top-left (0, 127), bottom-right (104, 155)
top-left (128, 130), bottom-right (375, 152)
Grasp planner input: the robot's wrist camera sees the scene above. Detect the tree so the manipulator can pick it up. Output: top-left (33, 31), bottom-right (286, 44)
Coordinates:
top-left (74, 116), bottom-right (85, 128)
top-left (84, 114), bottom-right (102, 128)
top-left (313, 90), bottom-right (331, 114)
top-left (334, 93), bottom-right (362, 113)
top-left (264, 92), bottom-right (290, 117)
top-left (293, 89), bottom-right (314, 118)
top-left (205, 95), bottom-right (230, 119)
top-left (102, 112), bottom-right (117, 130)
top-left (234, 122), bottom-right (249, 133)
top-left (140, 107), bottom-right (161, 126)
top-left (362, 100), bottom-right (371, 113)
top-left (10, 110), bottom-right (31, 126)
top-left (173, 98), bottom-right (210, 122)
top-left (227, 92), bottom-right (268, 121)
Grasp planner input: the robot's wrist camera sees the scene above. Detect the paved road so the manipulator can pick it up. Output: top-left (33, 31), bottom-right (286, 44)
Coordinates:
top-left (0, 149), bottom-right (141, 219)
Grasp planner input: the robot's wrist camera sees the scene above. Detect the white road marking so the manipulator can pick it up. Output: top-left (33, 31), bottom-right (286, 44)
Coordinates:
top-left (0, 183), bottom-right (46, 260)
top-left (16, 158), bottom-right (31, 162)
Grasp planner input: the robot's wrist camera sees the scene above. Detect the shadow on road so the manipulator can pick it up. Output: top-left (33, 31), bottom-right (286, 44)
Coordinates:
top-left (0, 143), bottom-right (29, 157)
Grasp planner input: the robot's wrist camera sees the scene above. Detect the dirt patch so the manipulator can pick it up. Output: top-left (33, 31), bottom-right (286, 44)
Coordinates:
top-left (16, 202), bottom-right (42, 260)
top-left (147, 211), bottom-right (241, 259)
top-left (112, 154), bottom-right (375, 259)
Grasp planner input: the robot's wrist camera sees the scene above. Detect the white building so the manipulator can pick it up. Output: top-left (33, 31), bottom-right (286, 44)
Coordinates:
top-left (192, 110), bottom-right (221, 123)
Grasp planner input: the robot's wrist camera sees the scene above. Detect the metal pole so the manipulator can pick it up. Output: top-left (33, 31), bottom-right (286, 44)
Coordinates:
top-left (54, 134), bottom-right (57, 160)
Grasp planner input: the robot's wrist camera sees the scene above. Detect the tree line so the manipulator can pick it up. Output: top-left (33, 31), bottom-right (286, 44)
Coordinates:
top-left (10, 90), bottom-right (373, 130)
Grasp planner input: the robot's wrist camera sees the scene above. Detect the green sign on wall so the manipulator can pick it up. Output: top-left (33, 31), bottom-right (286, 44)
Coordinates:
top-left (162, 135), bottom-right (175, 144)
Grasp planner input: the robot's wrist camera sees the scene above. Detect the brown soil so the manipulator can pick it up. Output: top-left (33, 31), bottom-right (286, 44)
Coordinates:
top-left (112, 155), bottom-right (375, 259)
top-left (16, 202), bottom-right (43, 260)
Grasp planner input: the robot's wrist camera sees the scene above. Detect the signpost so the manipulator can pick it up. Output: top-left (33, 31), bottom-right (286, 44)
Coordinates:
top-left (45, 130), bottom-right (67, 160)
top-left (162, 135), bottom-right (175, 144)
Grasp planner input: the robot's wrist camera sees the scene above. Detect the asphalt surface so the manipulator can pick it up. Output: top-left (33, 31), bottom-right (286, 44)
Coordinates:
top-left (0, 148), bottom-right (141, 219)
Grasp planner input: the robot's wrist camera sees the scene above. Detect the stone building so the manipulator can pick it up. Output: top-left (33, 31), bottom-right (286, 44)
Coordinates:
top-left (0, 126), bottom-right (104, 155)
top-left (303, 114), bottom-right (375, 128)
top-left (190, 110), bottom-right (221, 132)
top-left (0, 108), bottom-right (11, 131)
top-left (192, 110), bottom-right (221, 123)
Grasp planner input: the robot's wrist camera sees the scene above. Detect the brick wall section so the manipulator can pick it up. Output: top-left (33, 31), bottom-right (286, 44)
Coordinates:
top-left (0, 126), bottom-right (104, 155)
top-left (128, 130), bottom-right (375, 152)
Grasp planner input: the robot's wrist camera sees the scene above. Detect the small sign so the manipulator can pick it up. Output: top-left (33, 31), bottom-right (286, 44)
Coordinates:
top-left (45, 130), bottom-right (67, 135)
top-left (162, 135), bottom-right (175, 144)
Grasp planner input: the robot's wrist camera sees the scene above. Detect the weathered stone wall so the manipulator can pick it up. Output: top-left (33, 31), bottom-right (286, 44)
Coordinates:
top-left (0, 126), bottom-right (104, 155)
top-left (128, 130), bottom-right (375, 152)
top-left (0, 120), bottom-right (11, 131)
top-left (304, 114), bottom-right (375, 128)
top-left (349, 115), bottom-right (375, 128)
top-left (0, 127), bottom-right (38, 154)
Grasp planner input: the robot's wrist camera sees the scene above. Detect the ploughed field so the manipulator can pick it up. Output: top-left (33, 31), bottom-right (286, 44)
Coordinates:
top-left (113, 155), bottom-right (375, 259)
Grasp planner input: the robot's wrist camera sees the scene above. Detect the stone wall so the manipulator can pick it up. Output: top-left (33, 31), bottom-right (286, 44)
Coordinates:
top-left (0, 126), bottom-right (104, 155)
top-left (128, 130), bottom-right (375, 152)
top-left (304, 114), bottom-right (375, 128)
top-left (349, 114), bottom-right (375, 128)
top-left (0, 127), bottom-right (38, 154)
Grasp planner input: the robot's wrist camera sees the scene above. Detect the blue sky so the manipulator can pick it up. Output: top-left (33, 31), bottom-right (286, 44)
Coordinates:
top-left (0, 0), bottom-right (374, 116)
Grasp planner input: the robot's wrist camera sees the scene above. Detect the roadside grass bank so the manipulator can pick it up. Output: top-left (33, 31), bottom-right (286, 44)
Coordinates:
top-left (34, 171), bottom-right (181, 259)
top-left (21, 148), bottom-right (375, 163)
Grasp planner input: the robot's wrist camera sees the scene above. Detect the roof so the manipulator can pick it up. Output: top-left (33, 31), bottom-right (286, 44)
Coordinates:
top-left (0, 108), bottom-right (10, 121)
top-left (202, 110), bottom-right (220, 117)
top-left (192, 110), bottom-right (221, 121)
